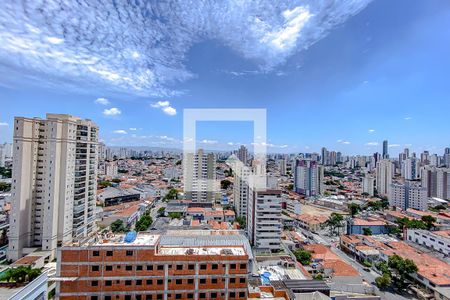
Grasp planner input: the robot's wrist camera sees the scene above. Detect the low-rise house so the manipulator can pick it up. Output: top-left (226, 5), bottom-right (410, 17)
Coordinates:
top-left (295, 214), bottom-right (328, 233)
top-left (406, 229), bottom-right (450, 255)
top-left (346, 217), bottom-right (388, 235)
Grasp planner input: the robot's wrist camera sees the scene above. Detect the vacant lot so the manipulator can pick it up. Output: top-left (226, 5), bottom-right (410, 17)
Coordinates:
top-left (301, 203), bottom-right (348, 217)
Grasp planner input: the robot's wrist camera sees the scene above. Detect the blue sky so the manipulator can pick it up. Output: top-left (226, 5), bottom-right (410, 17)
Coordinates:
top-left (0, 0), bottom-right (449, 155)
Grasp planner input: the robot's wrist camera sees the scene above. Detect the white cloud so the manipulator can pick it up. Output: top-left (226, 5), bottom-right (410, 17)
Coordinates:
top-left (0, 122), bottom-right (8, 126)
top-left (368, 129), bottom-right (375, 133)
top-left (201, 139), bottom-right (218, 145)
top-left (103, 107), bottom-right (121, 116)
top-left (129, 128), bottom-right (137, 131)
top-left (0, 1), bottom-right (373, 95)
top-left (151, 101), bottom-right (177, 116)
top-left (365, 142), bottom-right (379, 146)
top-left (113, 129), bottom-right (127, 134)
top-left (227, 142), bottom-right (234, 146)
top-left (337, 139), bottom-right (351, 145)
top-left (95, 97), bottom-right (110, 105)
top-left (389, 144), bottom-right (401, 148)
top-left (404, 116), bottom-right (413, 120)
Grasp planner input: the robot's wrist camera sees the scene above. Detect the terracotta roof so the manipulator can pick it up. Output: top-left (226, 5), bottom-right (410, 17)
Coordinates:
top-left (304, 244), bottom-right (359, 277)
top-left (434, 230), bottom-right (450, 239)
top-left (11, 255), bottom-right (41, 266)
top-left (352, 218), bottom-right (386, 226)
top-left (187, 207), bottom-right (205, 213)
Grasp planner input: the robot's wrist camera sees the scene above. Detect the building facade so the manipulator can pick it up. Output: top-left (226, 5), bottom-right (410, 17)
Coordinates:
top-left (389, 181), bottom-right (427, 211)
top-left (294, 159), bottom-right (323, 197)
top-left (56, 233), bottom-right (250, 300)
top-left (8, 114), bottom-right (98, 261)
top-left (376, 159), bottom-right (394, 197)
top-left (247, 190), bottom-right (282, 252)
top-left (421, 166), bottom-right (450, 200)
top-left (184, 149), bottom-right (217, 202)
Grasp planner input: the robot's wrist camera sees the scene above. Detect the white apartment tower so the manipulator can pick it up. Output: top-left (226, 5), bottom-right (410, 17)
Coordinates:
top-left (184, 149), bottom-right (217, 202)
top-left (389, 181), bottom-right (427, 211)
top-left (8, 114), bottom-right (98, 261)
top-left (362, 173), bottom-right (375, 197)
top-left (294, 159), bottom-right (323, 197)
top-left (376, 159), bottom-right (394, 197)
top-left (233, 164), bottom-right (251, 218)
top-left (402, 157), bottom-right (421, 180)
top-left (421, 166), bottom-right (450, 200)
top-left (237, 145), bottom-right (249, 166)
top-left (247, 190), bottom-right (282, 252)
top-left (0, 143), bottom-right (13, 168)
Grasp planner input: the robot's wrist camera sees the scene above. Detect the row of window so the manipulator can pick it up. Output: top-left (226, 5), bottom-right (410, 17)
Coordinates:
top-left (90, 277), bottom-right (246, 287)
top-left (90, 263), bottom-right (246, 272)
top-left (90, 291), bottom-right (246, 300)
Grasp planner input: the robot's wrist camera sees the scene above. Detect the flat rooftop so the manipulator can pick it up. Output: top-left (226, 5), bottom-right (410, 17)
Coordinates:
top-left (158, 246), bottom-right (246, 256)
top-left (95, 234), bottom-right (160, 246)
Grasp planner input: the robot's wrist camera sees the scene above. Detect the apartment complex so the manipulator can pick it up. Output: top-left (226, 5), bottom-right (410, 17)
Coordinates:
top-left (8, 113), bottom-right (98, 261)
top-left (421, 166), bottom-right (450, 200)
top-left (389, 181), bottom-right (427, 211)
top-left (375, 159), bottom-right (394, 197)
top-left (57, 232), bottom-right (251, 300)
top-left (293, 159), bottom-right (323, 197)
top-left (247, 190), bottom-right (282, 252)
top-left (402, 157), bottom-right (420, 180)
top-left (184, 149), bottom-right (217, 202)
top-left (0, 142), bottom-right (12, 167)
top-left (362, 174), bottom-right (375, 197)
top-left (233, 164), bottom-right (251, 219)
top-left (237, 145), bottom-right (248, 166)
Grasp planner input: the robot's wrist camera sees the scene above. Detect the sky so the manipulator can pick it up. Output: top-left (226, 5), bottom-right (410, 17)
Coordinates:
top-left (0, 0), bottom-right (449, 155)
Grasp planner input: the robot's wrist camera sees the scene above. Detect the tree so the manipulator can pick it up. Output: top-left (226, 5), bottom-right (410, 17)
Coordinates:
top-left (388, 254), bottom-right (418, 287)
top-left (111, 178), bottom-right (121, 183)
top-left (0, 182), bottom-right (11, 192)
top-left (361, 192), bottom-right (370, 197)
top-left (287, 184), bottom-right (294, 191)
top-left (293, 249), bottom-right (312, 265)
top-left (110, 220), bottom-right (127, 233)
top-left (421, 215), bottom-right (436, 230)
top-left (362, 228), bottom-right (372, 236)
top-left (135, 212), bottom-right (153, 232)
top-left (168, 212), bottom-right (182, 219)
top-left (235, 216), bottom-right (246, 229)
top-left (220, 179), bottom-right (232, 190)
top-left (98, 180), bottom-right (112, 189)
top-left (348, 203), bottom-right (360, 217)
top-left (157, 207), bottom-right (166, 216)
top-left (0, 266), bottom-right (42, 283)
top-left (375, 273), bottom-right (392, 290)
top-left (324, 213), bottom-right (344, 236)
top-left (396, 217), bottom-right (427, 230)
top-left (164, 188), bottom-right (178, 201)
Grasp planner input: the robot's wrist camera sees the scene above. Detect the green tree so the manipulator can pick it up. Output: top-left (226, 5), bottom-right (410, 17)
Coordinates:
top-left (220, 179), bottom-right (232, 189)
top-left (168, 212), bottom-right (182, 219)
top-left (287, 184), bottom-right (294, 191)
top-left (0, 182), bottom-right (11, 192)
top-left (375, 273), bottom-right (392, 290)
top-left (388, 254), bottom-right (418, 287)
top-left (164, 188), bottom-right (178, 201)
top-left (421, 215), bottom-right (436, 230)
top-left (293, 249), bottom-right (312, 265)
top-left (362, 228), bottom-right (372, 236)
top-left (98, 180), bottom-right (112, 189)
top-left (157, 207), bottom-right (166, 216)
top-left (110, 219), bottom-right (127, 233)
top-left (111, 178), bottom-right (121, 183)
top-left (324, 213), bottom-right (344, 236)
top-left (235, 216), bottom-right (246, 229)
top-left (348, 203), bottom-right (360, 217)
top-left (135, 212), bottom-right (153, 232)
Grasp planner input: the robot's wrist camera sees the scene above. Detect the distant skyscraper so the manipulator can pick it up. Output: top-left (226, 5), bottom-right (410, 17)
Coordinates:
top-left (184, 149), bottom-right (217, 202)
top-left (294, 159), bottom-right (323, 197)
top-left (0, 142), bottom-right (12, 168)
top-left (362, 174), bottom-right (375, 197)
top-left (237, 145), bottom-right (249, 166)
top-left (402, 157), bottom-right (421, 180)
top-left (390, 181), bottom-right (427, 211)
top-left (382, 140), bottom-right (389, 159)
top-left (8, 114), bottom-right (99, 261)
top-left (321, 147), bottom-right (328, 165)
top-left (376, 159), bottom-right (394, 197)
top-left (278, 158), bottom-right (287, 176)
top-left (444, 148), bottom-right (450, 167)
top-left (233, 164), bottom-right (251, 218)
top-left (420, 151), bottom-right (430, 165)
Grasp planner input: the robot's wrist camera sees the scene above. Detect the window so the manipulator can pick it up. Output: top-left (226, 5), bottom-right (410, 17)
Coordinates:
top-left (126, 265), bottom-right (133, 271)
top-left (125, 296), bottom-right (132, 300)
top-left (176, 264), bottom-right (183, 270)
top-left (105, 265), bottom-right (113, 271)
top-left (157, 279), bottom-right (163, 285)
top-left (200, 278), bottom-right (206, 284)
top-left (91, 297), bottom-right (98, 300)
top-left (230, 264), bottom-right (236, 269)
top-left (230, 278), bottom-right (236, 283)
top-left (136, 296), bottom-right (142, 300)
top-left (105, 280), bottom-right (112, 286)
top-left (106, 251), bottom-right (113, 256)
top-left (125, 280), bottom-right (132, 286)
top-left (176, 279), bottom-right (182, 284)
top-left (136, 265), bottom-right (143, 271)
top-left (136, 280), bottom-right (142, 286)
top-left (175, 294), bottom-right (182, 299)
top-left (199, 293), bottom-right (206, 299)
top-left (105, 296), bottom-right (112, 300)
top-left (211, 278), bottom-right (218, 284)
top-left (240, 277), bottom-right (246, 283)
top-left (211, 264), bottom-right (218, 270)
top-left (239, 263), bottom-right (246, 269)
top-left (92, 251), bottom-right (100, 256)
top-left (146, 279), bottom-right (153, 285)
top-left (188, 264), bottom-right (195, 270)
top-left (126, 250), bottom-right (133, 256)
top-left (92, 265), bottom-right (99, 272)
top-left (187, 293), bottom-right (194, 299)
top-left (91, 281), bottom-right (98, 286)
top-left (200, 264), bottom-right (207, 270)
top-left (229, 292), bottom-right (236, 298)
top-left (157, 265), bottom-right (164, 270)
top-left (146, 296), bottom-right (152, 300)
top-left (147, 265), bottom-right (153, 271)
top-left (211, 293), bottom-right (217, 298)
top-left (187, 279), bottom-right (194, 284)
top-left (157, 295), bottom-right (163, 300)
top-left (239, 292), bottom-right (246, 298)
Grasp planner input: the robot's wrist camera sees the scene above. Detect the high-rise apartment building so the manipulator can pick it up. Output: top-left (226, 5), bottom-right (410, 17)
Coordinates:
top-left (376, 159), bottom-right (394, 197)
top-left (0, 142), bottom-right (13, 168)
top-left (247, 190), bottom-right (282, 252)
top-left (233, 164), bottom-right (251, 219)
top-left (237, 145), bottom-right (248, 166)
top-left (444, 148), bottom-right (450, 167)
top-left (184, 149), bottom-right (217, 202)
top-left (321, 147), bottom-right (328, 165)
top-left (294, 159), bottom-right (323, 197)
top-left (402, 157), bottom-right (421, 180)
top-left (278, 158), bottom-right (287, 176)
top-left (421, 166), bottom-right (450, 200)
top-left (8, 114), bottom-right (98, 261)
top-left (57, 231), bottom-right (251, 300)
top-left (389, 181), bottom-right (428, 211)
top-left (362, 174), bottom-right (375, 197)
top-left (382, 140), bottom-right (389, 159)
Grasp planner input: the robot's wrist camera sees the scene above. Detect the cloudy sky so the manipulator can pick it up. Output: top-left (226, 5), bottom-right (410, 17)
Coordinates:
top-left (0, 0), bottom-right (449, 155)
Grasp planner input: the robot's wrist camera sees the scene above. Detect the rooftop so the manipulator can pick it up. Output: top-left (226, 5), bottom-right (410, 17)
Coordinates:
top-left (158, 246), bottom-right (246, 256)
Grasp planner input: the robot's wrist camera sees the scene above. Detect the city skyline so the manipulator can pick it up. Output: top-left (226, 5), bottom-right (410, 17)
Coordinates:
top-left (1, 0), bottom-right (450, 155)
